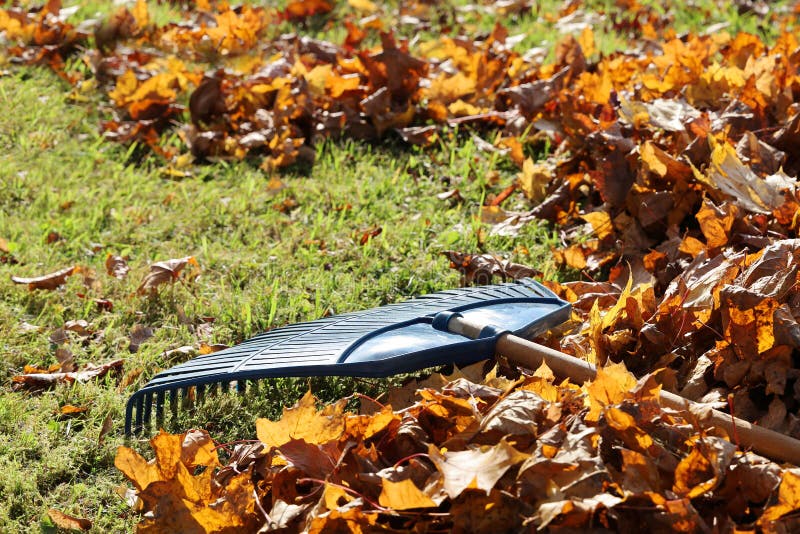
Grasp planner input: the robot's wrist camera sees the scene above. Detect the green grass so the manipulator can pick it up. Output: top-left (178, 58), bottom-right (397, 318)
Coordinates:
top-left (0, 65), bottom-right (556, 531)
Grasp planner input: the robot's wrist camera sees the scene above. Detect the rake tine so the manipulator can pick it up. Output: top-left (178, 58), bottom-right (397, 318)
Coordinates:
top-left (181, 387), bottom-right (191, 411)
top-left (236, 379), bottom-right (246, 394)
top-left (155, 390), bottom-right (165, 427)
top-left (142, 392), bottom-right (153, 429)
top-left (134, 394), bottom-right (145, 432)
top-left (170, 389), bottom-right (179, 422)
top-left (196, 384), bottom-right (205, 405)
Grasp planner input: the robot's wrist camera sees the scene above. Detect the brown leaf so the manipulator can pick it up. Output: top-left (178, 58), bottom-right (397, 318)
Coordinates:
top-left (47, 509), bottom-right (92, 531)
top-left (443, 251), bottom-right (541, 286)
top-left (12, 359), bottom-right (123, 391)
top-left (105, 254), bottom-right (130, 279)
top-left (137, 256), bottom-right (199, 295)
top-left (673, 437), bottom-right (736, 499)
top-left (11, 265), bottom-right (79, 290)
top-left (55, 347), bottom-right (75, 372)
top-left (129, 324), bottom-right (154, 353)
top-left (99, 413), bottom-right (113, 445)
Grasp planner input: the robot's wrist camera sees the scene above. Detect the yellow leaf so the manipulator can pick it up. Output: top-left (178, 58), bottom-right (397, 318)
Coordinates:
top-left (581, 210), bottom-right (613, 240)
top-left (115, 446), bottom-right (163, 492)
top-left (348, 0), bottom-right (378, 13)
top-left (424, 72), bottom-right (476, 103)
top-left (517, 158), bottom-right (550, 202)
top-left (324, 483), bottom-right (353, 510)
top-left (132, 0), bottom-right (149, 29)
top-left (256, 390), bottom-right (346, 448)
top-left (448, 99), bottom-right (483, 117)
top-left (379, 478), bottom-right (437, 510)
top-left (578, 26), bottom-right (596, 57)
top-left (584, 361), bottom-right (637, 421)
top-left (759, 471), bottom-right (800, 526)
top-left (305, 64), bottom-right (333, 97)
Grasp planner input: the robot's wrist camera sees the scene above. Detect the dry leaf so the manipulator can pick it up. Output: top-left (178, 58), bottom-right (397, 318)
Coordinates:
top-left (11, 266), bottom-right (79, 290)
top-left (47, 509), bottom-right (91, 531)
top-left (137, 256), bottom-right (199, 295)
top-left (256, 390), bottom-right (346, 448)
top-left (105, 254), bottom-right (130, 279)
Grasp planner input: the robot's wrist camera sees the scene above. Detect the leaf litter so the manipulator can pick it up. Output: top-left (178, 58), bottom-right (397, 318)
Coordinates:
top-left (5, 0), bottom-right (800, 530)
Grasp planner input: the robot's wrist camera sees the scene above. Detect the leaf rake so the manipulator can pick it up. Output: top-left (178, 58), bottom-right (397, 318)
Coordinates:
top-left (125, 279), bottom-right (800, 465)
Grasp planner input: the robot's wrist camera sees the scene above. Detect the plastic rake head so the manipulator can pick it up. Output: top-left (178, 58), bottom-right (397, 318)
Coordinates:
top-left (125, 278), bottom-right (570, 434)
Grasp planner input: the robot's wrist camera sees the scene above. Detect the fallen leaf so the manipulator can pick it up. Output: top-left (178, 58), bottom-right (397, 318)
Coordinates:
top-left (105, 254), bottom-right (130, 279)
top-left (137, 256), bottom-right (199, 295)
top-left (129, 324), bottom-right (154, 353)
top-left (11, 265), bottom-right (79, 290)
top-left (47, 509), bottom-right (91, 531)
top-left (256, 390), bottom-right (346, 448)
top-left (429, 439), bottom-right (528, 499)
top-left (379, 478), bottom-right (436, 510)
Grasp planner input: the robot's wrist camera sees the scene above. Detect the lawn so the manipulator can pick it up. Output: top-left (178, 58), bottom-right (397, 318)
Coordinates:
top-left (1, 0), bottom-right (798, 531)
top-left (0, 39), bottom-right (553, 533)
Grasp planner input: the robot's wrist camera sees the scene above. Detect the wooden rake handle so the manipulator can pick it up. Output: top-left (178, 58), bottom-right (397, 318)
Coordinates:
top-left (448, 315), bottom-right (800, 465)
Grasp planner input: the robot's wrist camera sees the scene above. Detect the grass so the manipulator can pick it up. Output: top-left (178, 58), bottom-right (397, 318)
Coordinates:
top-left (0, 0), bottom-right (793, 530)
top-left (0, 65), bottom-right (556, 531)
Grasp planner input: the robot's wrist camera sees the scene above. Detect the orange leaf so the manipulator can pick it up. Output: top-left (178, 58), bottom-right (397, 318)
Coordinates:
top-left (256, 390), bottom-right (346, 448)
top-left (47, 509), bottom-right (91, 531)
top-left (378, 478), bottom-right (436, 510)
top-left (584, 361), bottom-right (637, 421)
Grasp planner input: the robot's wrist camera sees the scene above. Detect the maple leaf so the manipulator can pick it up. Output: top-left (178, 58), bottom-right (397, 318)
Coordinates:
top-left (429, 439), bottom-right (528, 499)
top-left (584, 361), bottom-right (637, 421)
top-left (256, 390), bottom-right (346, 448)
top-left (378, 478), bottom-right (436, 510)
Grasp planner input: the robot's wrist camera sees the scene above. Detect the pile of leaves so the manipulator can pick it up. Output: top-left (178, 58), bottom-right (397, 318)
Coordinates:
top-left (115, 363), bottom-right (800, 532)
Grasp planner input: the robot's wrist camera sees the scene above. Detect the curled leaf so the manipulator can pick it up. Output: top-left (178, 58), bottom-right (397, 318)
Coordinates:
top-left (11, 266), bottom-right (79, 290)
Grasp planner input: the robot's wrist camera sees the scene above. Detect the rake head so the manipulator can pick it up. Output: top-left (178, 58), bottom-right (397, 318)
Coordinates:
top-left (125, 279), bottom-right (570, 434)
